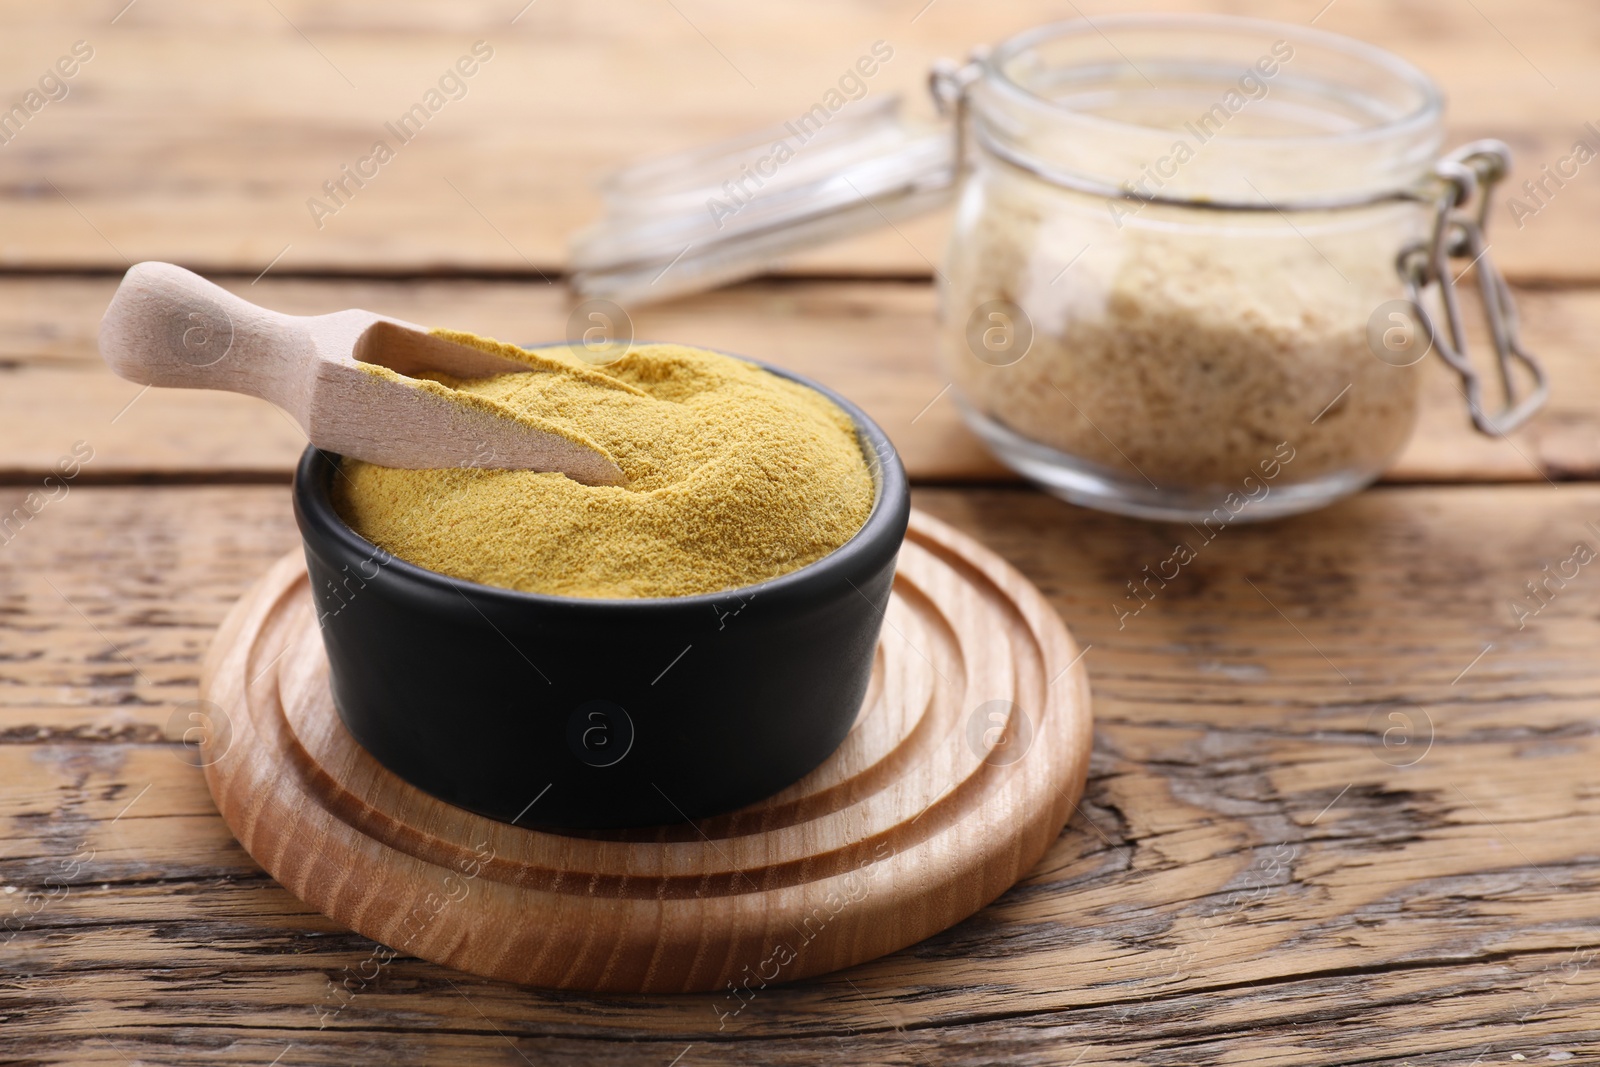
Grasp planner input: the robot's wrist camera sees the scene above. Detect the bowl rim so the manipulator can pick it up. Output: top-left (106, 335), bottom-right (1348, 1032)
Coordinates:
top-left (293, 349), bottom-right (910, 613)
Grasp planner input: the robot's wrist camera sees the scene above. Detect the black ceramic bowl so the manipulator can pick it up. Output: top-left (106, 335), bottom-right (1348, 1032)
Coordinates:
top-left (292, 363), bottom-right (909, 829)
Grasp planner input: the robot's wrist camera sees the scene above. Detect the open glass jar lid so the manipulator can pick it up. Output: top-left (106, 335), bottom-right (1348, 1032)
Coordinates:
top-left (570, 14), bottom-right (1547, 521)
top-left (569, 95), bottom-right (955, 306)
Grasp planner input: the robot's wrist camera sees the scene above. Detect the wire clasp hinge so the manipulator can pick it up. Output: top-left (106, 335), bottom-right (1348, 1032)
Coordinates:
top-left (929, 52), bottom-right (986, 177)
top-left (1398, 139), bottom-right (1549, 437)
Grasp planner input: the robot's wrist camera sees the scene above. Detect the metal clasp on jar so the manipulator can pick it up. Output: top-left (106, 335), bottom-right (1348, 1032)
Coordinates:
top-left (928, 54), bottom-right (985, 171)
top-left (1398, 140), bottom-right (1549, 437)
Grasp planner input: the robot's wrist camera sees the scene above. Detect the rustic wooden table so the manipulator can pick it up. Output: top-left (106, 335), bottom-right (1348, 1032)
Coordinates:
top-left (4, 1), bottom-right (1598, 1063)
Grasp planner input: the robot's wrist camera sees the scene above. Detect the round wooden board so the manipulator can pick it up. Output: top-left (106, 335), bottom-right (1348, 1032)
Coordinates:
top-left (198, 508), bottom-right (1092, 994)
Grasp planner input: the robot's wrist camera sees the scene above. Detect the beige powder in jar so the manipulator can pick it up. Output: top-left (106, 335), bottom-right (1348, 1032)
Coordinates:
top-left (941, 173), bottom-right (1428, 489)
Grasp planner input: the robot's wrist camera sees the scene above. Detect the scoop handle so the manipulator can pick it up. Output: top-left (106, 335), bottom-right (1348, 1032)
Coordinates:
top-left (98, 262), bottom-right (316, 415)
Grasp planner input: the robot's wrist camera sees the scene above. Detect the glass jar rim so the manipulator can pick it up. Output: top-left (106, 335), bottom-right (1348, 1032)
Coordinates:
top-left (981, 13), bottom-right (1445, 150)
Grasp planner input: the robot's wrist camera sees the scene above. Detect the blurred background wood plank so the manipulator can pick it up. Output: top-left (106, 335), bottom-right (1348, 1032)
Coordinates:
top-left (0, 276), bottom-right (1593, 483)
top-left (3, 483), bottom-right (1598, 1062)
top-left (0, 0), bottom-right (1592, 280)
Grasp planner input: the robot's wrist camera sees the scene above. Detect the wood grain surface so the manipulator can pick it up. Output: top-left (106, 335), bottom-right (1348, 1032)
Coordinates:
top-left (4, 483), bottom-right (1600, 1062)
top-left (196, 512), bottom-right (1091, 992)
top-left (1, 0), bottom-right (1594, 280)
top-left (5, 1), bottom-right (1599, 1062)
top-left (3, 275), bottom-right (1597, 484)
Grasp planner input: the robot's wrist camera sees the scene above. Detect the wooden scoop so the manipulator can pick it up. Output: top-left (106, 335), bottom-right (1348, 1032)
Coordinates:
top-left (97, 262), bottom-right (625, 485)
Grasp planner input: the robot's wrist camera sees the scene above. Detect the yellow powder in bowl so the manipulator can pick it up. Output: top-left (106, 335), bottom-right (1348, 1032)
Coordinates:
top-left (333, 337), bottom-right (876, 599)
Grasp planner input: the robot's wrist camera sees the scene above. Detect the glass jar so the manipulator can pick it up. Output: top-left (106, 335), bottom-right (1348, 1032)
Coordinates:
top-left (934, 15), bottom-right (1543, 521)
top-left (568, 14), bottom-right (1545, 522)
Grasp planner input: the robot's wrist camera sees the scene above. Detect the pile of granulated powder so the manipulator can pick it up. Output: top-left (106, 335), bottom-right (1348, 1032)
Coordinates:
top-left (334, 338), bottom-right (874, 599)
top-left (942, 179), bottom-right (1424, 488)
